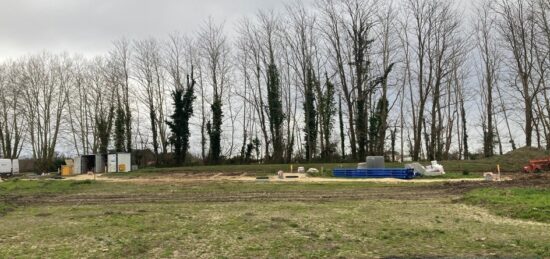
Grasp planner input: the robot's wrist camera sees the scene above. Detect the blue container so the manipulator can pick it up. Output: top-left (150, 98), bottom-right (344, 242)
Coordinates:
top-left (332, 168), bottom-right (415, 180)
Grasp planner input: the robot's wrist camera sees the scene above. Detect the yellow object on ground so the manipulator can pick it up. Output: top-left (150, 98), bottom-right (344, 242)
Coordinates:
top-left (118, 164), bottom-right (126, 172)
top-left (61, 165), bottom-right (73, 176)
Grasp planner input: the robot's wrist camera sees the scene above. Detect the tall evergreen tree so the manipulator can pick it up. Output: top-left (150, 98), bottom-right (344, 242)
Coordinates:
top-left (114, 103), bottom-right (126, 152)
top-left (369, 98), bottom-right (388, 155)
top-left (461, 99), bottom-right (469, 160)
top-left (320, 75), bottom-right (336, 159)
top-left (304, 65), bottom-right (318, 161)
top-left (266, 61), bottom-right (285, 163)
top-left (338, 94), bottom-right (346, 160)
top-left (208, 95), bottom-right (223, 164)
top-left (390, 126), bottom-right (397, 162)
top-left (149, 102), bottom-right (159, 165)
top-left (167, 73), bottom-right (196, 165)
top-left (96, 105), bottom-right (114, 154)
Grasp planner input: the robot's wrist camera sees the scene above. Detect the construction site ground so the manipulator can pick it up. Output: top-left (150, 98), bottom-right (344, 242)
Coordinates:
top-left (64, 171), bottom-right (490, 184)
top-left (1, 170), bottom-right (549, 258)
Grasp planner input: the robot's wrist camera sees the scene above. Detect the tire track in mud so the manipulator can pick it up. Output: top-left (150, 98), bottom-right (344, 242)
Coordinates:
top-left (2, 188), bottom-right (451, 206)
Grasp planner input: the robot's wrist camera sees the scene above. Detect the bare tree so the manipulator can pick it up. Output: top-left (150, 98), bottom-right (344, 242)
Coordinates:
top-left (257, 11), bottom-right (286, 163)
top-left (402, 0), bottom-right (463, 161)
top-left (235, 32), bottom-right (251, 161)
top-left (199, 18), bottom-right (231, 163)
top-left (495, 0), bottom-right (540, 147)
top-left (342, 0), bottom-right (378, 160)
top-left (475, 0), bottom-right (500, 157)
top-left (90, 57), bottom-right (116, 154)
top-left (65, 57), bottom-right (97, 156)
top-left (533, 0), bottom-right (550, 148)
top-left (372, 0), bottom-right (400, 155)
top-left (317, 0), bottom-right (357, 159)
top-left (21, 53), bottom-right (70, 173)
top-left (0, 61), bottom-right (26, 159)
top-left (111, 39), bottom-right (133, 152)
top-left (430, 1), bottom-right (462, 161)
top-left (237, 18), bottom-right (271, 161)
top-left (285, 2), bottom-right (320, 161)
top-left (165, 33), bottom-right (198, 157)
top-left (134, 38), bottom-right (163, 165)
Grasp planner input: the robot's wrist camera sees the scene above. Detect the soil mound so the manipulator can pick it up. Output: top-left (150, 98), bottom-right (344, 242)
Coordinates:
top-left (503, 147), bottom-right (550, 160)
top-left (483, 147), bottom-right (550, 172)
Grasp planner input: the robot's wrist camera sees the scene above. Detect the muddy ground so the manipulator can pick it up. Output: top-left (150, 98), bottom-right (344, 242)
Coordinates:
top-left (3, 173), bottom-right (549, 207)
top-left (441, 173), bottom-right (550, 193)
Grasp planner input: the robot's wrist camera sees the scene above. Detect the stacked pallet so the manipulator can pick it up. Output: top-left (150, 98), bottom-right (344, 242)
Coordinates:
top-left (332, 168), bottom-right (415, 180)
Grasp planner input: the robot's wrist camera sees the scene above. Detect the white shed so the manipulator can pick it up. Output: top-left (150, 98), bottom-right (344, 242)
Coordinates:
top-left (0, 159), bottom-right (19, 177)
top-left (108, 153), bottom-right (132, 173)
top-left (73, 154), bottom-right (107, 174)
top-left (12, 159), bottom-right (19, 173)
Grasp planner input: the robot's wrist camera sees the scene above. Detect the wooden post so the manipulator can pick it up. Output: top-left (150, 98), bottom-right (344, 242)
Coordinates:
top-left (290, 164), bottom-right (293, 174)
top-left (497, 164), bottom-right (501, 181)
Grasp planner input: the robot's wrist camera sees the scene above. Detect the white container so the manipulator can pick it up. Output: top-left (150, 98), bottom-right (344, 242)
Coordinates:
top-left (0, 159), bottom-right (19, 175)
top-left (95, 155), bottom-right (106, 173)
top-left (73, 155), bottom-right (108, 174)
top-left (11, 159), bottom-right (19, 173)
top-left (73, 156), bottom-right (82, 174)
top-left (108, 153), bottom-right (132, 173)
top-left (0, 159), bottom-right (12, 173)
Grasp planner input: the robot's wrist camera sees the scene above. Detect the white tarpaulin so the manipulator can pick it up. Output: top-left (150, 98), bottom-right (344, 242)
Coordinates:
top-left (406, 161), bottom-right (446, 176)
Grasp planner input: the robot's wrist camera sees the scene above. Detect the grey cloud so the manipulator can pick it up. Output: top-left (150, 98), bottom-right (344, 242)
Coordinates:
top-left (0, 0), bottom-right (287, 59)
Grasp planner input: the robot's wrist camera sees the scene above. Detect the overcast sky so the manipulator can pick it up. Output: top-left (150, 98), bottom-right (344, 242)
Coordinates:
top-left (0, 0), bottom-right (295, 60)
top-left (0, 0), bottom-right (476, 61)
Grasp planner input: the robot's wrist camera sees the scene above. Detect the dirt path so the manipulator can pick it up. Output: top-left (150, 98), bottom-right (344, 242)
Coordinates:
top-left (62, 173), bottom-right (487, 184)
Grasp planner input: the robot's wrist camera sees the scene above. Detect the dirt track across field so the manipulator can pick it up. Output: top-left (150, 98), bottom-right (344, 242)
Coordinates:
top-left (62, 172), bottom-right (488, 184)
top-left (9, 187), bottom-right (450, 205)
top-left (4, 173), bottom-right (548, 207)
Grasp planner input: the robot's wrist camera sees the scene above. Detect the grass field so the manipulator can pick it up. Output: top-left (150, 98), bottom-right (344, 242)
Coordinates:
top-left (463, 187), bottom-right (550, 223)
top-left (112, 162), bottom-right (488, 179)
top-left (1, 173), bottom-right (550, 258)
top-left (111, 147), bottom-right (550, 180)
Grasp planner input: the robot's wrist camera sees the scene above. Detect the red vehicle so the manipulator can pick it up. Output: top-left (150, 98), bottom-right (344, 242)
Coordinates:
top-left (523, 158), bottom-right (550, 173)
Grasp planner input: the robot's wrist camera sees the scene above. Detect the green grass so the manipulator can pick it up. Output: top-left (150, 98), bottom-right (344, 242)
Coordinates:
top-left (463, 188), bottom-right (550, 223)
top-left (1, 180), bottom-right (550, 257)
top-left (418, 172), bottom-right (483, 179)
top-left (1, 197), bottom-right (549, 257)
top-left (0, 179), bottom-right (111, 195)
top-left (0, 202), bottom-right (13, 216)
top-left (441, 147), bottom-right (550, 173)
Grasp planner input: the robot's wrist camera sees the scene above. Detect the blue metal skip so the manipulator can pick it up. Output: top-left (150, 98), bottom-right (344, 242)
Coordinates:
top-left (332, 168), bottom-right (415, 180)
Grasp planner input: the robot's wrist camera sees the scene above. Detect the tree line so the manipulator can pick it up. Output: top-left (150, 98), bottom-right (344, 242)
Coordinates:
top-left (0, 0), bottom-right (549, 172)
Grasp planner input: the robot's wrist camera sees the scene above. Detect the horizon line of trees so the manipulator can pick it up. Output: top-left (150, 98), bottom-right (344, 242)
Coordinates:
top-left (1, 0), bottom-right (550, 172)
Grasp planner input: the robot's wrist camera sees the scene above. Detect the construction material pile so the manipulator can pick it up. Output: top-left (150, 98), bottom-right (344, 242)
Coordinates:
top-left (333, 168), bottom-right (415, 179)
top-left (406, 161), bottom-right (446, 176)
top-left (333, 156), bottom-right (415, 180)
